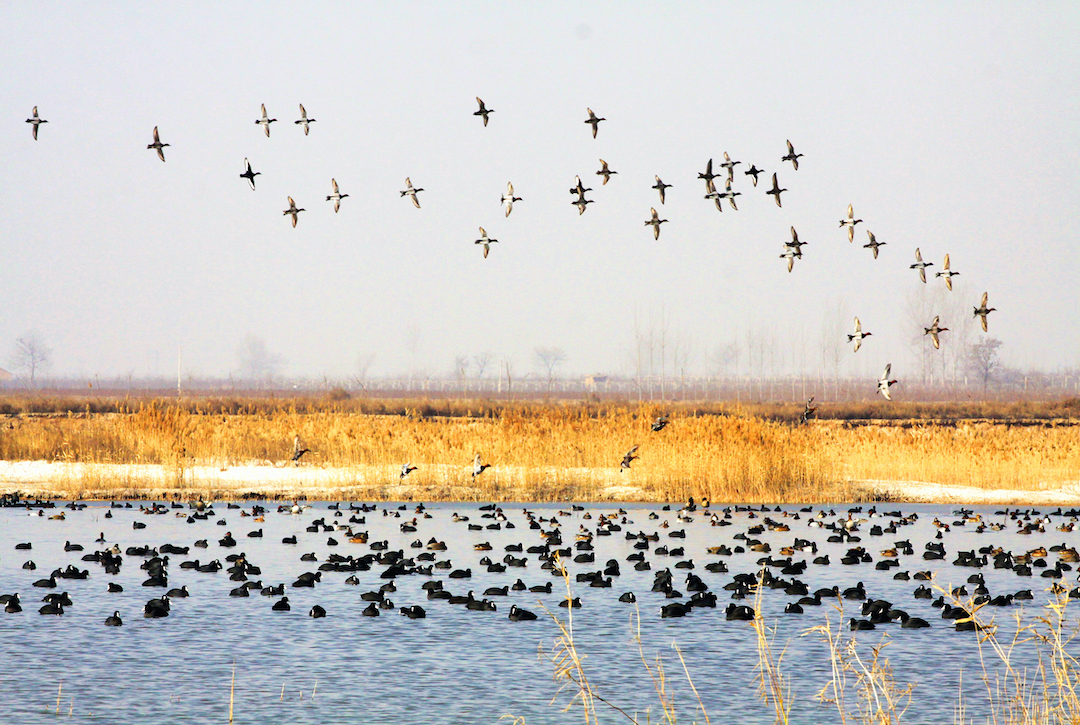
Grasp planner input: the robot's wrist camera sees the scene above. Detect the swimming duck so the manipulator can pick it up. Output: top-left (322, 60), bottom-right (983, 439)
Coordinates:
top-left (294, 104), bottom-right (316, 135)
top-left (475, 227), bottom-right (498, 258)
top-left (309, 604), bottom-right (326, 618)
top-left (283, 197), bottom-right (305, 228)
top-left (974, 292), bottom-right (996, 332)
top-left (256, 104), bottom-right (277, 137)
top-left (781, 140), bottom-right (803, 170)
top-left (474, 97), bottom-right (494, 126)
top-left (910, 247), bottom-right (933, 283)
top-left (766, 173), bottom-right (785, 207)
top-left (924, 316), bottom-right (948, 350)
top-left (652, 176), bottom-right (672, 204)
top-left (400, 178), bottom-right (423, 208)
top-left (863, 230), bottom-right (884, 258)
top-left (847, 317), bottom-right (871, 353)
top-left (271, 596), bottom-right (290, 611)
top-left (147, 126), bottom-right (169, 162)
top-left (645, 208), bottom-right (667, 240)
top-left (26, 106), bottom-right (47, 140)
top-left (584, 108), bottom-right (605, 138)
top-left (878, 364), bottom-right (897, 401)
top-left (508, 605), bottom-right (538, 621)
top-left (839, 204), bottom-right (862, 242)
top-left (501, 182), bottom-right (521, 217)
top-left (596, 159), bottom-right (617, 185)
top-left (326, 179), bottom-right (348, 213)
top-left (935, 254), bottom-right (959, 290)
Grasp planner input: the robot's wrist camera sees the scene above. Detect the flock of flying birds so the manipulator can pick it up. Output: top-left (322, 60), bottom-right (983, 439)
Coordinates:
top-left (24, 100), bottom-right (998, 405)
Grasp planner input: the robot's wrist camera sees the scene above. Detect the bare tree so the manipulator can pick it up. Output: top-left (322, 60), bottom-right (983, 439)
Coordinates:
top-left (472, 352), bottom-right (494, 380)
top-left (353, 352), bottom-right (377, 392)
top-left (9, 330), bottom-right (52, 386)
top-left (534, 346), bottom-right (567, 394)
top-left (238, 334), bottom-right (283, 387)
top-left (501, 356), bottom-right (517, 398)
top-left (453, 356), bottom-right (470, 382)
top-left (968, 338), bottom-right (1003, 391)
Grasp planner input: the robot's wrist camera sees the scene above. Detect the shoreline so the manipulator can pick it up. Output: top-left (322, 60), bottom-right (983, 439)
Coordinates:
top-left (2, 460), bottom-right (1078, 505)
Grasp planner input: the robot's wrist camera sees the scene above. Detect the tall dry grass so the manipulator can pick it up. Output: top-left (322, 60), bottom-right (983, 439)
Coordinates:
top-left (0, 398), bottom-right (1076, 501)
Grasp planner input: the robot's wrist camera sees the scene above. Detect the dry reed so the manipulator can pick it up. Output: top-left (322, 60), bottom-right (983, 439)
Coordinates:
top-left (0, 398), bottom-right (1076, 502)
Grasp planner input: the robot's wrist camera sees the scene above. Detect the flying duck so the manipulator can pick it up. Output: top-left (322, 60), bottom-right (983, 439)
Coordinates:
top-left (839, 204), bottom-right (862, 242)
top-left (294, 104), bottom-right (315, 135)
top-left (256, 104), bottom-right (277, 137)
top-left (652, 176), bottom-right (672, 204)
top-left (864, 230), bottom-right (884, 258)
top-left (780, 247), bottom-right (798, 273)
top-left (878, 364), bottom-right (897, 401)
top-left (401, 463), bottom-right (418, 479)
top-left (974, 292), bottom-right (996, 332)
top-left (786, 227), bottom-right (807, 257)
top-left (26, 106), bottom-right (47, 140)
top-left (400, 178), bottom-right (423, 208)
top-left (501, 182), bottom-right (521, 217)
top-left (326, 179), bottom-right (348, 212)
top-left (698, 159), bottom-right (721, 187)
top-left (475, 227), bottom-right (498, 258)
top-left (766, 173), bottom-right (786, 207)
top-left (147, 126), bottom-right (169, 162)
top-left (572, 197), bottom-right (593, 215)
top-left (847, 317), bottom-right (871, 352)
top-left (596, 159), bottom-right (617, 185)
top-left (472, 454), bottom-right (492, 479)
top-left (910, 247), bottom-right (934, 283)
top-left (570, 176), bottom-right (592, 198)
top-left (283, 197), bottom-right (305, 228)
top-left (620, 445), bottom-right (639, 472)
top-left (721, 152), bottom-right (741, 180)
top-left (474, 97), bottom-right (494, 126)
top-left (645, 208), bottom-right (667, 240)
top-left (781, 140), bottom-right (803, 170)
top-left (744, 164), bottom-right (763, 186)
top-left (240, 158), bottom-right (260, 190)
top-left (585, 108), bottom-right (605, 138)
top-left (935, 254), bottom-right (959, 290)
top-left (924, 316), bottom-right (949, 349)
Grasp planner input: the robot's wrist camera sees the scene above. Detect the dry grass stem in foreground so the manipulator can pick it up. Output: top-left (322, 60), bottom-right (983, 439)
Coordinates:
top-left (753, 576), bottom-right (791, 725)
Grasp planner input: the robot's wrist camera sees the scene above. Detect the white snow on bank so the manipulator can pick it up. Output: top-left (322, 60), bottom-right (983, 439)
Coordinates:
top-left (855, 479), bottom-right (1080, 505)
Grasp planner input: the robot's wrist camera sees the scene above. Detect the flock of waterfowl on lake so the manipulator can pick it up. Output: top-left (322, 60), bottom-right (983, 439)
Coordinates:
top-left (3, 495), bottom-right (1078, 632)
top-left (21, 101), bottom-right (998, 404)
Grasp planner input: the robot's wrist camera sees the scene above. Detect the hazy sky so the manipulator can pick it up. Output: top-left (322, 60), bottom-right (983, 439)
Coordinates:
top-left (2, 3), bottom-right (1078, 381)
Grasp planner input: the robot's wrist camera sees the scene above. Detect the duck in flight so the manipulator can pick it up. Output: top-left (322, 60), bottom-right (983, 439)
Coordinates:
top-left (294, 104), bottom-right (316, 135)
top-left (935, 254), bottom-right (959, 290)
top-left (240, 158), bottom-right (260, 190)
top-left (596, 159), bottom-right (617, 185)
top-left (26, 107), bottom-right (47, 140)
top-left (256, 104), bottom-right (277, 137)
top-left (910, 247), bottom-right (933, 283)
top-left (744, 164), bottom-right (763, 187)
top-left (475, 98), bottom-right (494, 127)
top-left (620, 445), bottom-right (639, 472)
top-left (570, 175), bottom-right (592, 198)
top-left (283, 197), bottom-right (305, 228)
top-left (974, 292), bottom-right (996, 332)
top-left (864, 230), bottom-right (884, 258)
top-left (766, 173), bottom-right (786, 207)
top-left (148, 126), bottom-right (169, 162)
top-left (472, 454), bottom-right (492, 479)
top-left (782, 140), bottom-right (803, 170)
top-left (401, 463), bottom-right (418, 479)
top-left (698, 159), bottom-right (721, 188)
top-left (572, 197), bottom-right (593, 215)
top-left (652, 176), bottom-right (672, 204)
top-left (721, 178), bottom-right (741, 210)
top-left (585, 108), bottom-right (605, 138)
top-left (878, 364), bottom-right (897, 401)
top-left (501, 182), bottom-right (521, 217)
top-left (780, 247), bottom-right (798, 273)
top-left (326, 179), bottom-right (348, 212)
top-left (401, 178), bottom-right (424, 208)
top-left (721, 152), bottom-right (741, 181)
top-left (839, 204), bottom-right (862, 242)
top-left (475, 227), bottom-right (498, 258)
top-left (847, 317), bottom-right (871, 353)
top-left (924, 315), bottom-right (949, 350)
top-left (645, 208), bottom-right (668, 240)
top-left (786, 227), bottom-right (807, 258)
top-left (801, 397), bottom-right (817, 424)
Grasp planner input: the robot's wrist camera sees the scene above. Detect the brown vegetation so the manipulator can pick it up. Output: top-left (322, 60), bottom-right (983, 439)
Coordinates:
top-left (0, 396), bottom-right (1076, 502)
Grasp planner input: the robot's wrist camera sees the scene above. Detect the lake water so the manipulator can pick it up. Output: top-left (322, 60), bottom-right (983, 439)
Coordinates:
top-left (0, 500), bottom-right (1077, 724)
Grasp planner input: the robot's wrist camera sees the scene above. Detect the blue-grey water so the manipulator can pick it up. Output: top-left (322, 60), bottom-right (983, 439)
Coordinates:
top-left (0, 500), bottom-right (1077, 724)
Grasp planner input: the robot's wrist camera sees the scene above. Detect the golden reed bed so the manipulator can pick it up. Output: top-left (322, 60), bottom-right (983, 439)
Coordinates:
top-left (0, 397), bottom-right (1077, 502)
